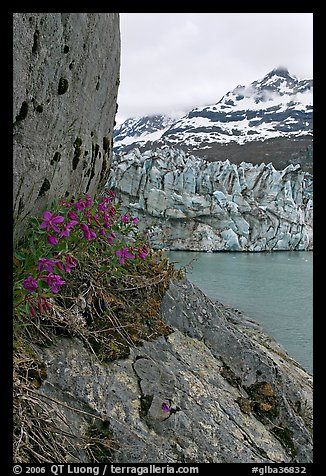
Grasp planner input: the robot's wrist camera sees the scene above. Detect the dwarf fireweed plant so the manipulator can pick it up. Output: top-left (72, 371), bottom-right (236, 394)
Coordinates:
top-left (13, 190), bottom-right (150, 318)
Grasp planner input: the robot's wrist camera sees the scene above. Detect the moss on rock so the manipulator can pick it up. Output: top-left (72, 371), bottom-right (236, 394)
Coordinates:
top-left (271, 426), bottom-right (297, 458)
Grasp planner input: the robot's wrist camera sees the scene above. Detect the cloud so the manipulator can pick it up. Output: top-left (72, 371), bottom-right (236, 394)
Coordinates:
top-left (116, 13), bottom-right (313, 123)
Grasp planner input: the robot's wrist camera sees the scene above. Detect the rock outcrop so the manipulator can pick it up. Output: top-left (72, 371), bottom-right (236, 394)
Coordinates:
top-left (36, 279), bottom-right (313, 463)
top-left (107, 147), bottom-right (313, 251)
top-left (13, 13), bottom-right (120, 242)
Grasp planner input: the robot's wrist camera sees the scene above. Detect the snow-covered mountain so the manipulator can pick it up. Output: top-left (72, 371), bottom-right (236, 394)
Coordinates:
top-left (162, 67), bottom-right (312, 146)
top-left (113, 114), bottom-right (178, 151)
top-left (113, 68), bottom-right (313, 171)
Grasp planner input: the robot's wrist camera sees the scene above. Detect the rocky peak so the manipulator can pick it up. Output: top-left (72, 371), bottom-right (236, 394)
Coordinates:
top-left (114, 114), bottom-right (177, 144)
top-left (249, 67), bottom-right (311, 98)
top-left (271, 66), bottom-right (290, 76)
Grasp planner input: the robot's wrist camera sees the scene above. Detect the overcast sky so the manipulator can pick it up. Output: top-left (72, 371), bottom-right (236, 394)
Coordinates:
top-left (116, 12), bottom-right (313, 124)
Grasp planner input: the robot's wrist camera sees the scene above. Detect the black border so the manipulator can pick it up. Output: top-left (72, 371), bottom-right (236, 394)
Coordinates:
top-left (8, 8), bottom-right (320, 473)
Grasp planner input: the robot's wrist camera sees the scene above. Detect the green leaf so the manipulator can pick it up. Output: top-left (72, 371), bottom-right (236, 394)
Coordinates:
top-left (38, 280), bottom-right (49, 290)
top-left (34, 228), bottom-right (46, 235)
top-left (14, 251), bottom-right (26, 261)
top-left (40, 291), bottom-right (52, 298)
top-left (54, 242), bottom-right (67, 252)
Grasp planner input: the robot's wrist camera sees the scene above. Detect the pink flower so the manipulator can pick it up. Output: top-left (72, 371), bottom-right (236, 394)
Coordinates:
top-left (23, 276), bottom-right (38, 293)
top-left (41, 273), bottom-right (65, 294)
top-left (98, 201), bottom-right (107, 212)
top-left (68, 211), bottom-right (78, 220)
top-left (102, 213), bottom-right (111, 228)
top-left (37, 294), bottom-right (43, 314)
top-left (41, 297), bottom-right (51, 313)
top-left (85, 209), bottom-right (92, 224)
top-left (80, 223), bottom-right (89, 234)
top-left (37, 295), bottom-right (51, 314)
top-left (59, 199), bottom-right (71, 208)
top-left (59, 220), bottom-right (78, 238)
top-left (56, 262), bottom-right (65, 271)
top-left (121, 214), bottom-right (129, 223)
top-left (80, 223), bottom-right (96, 240)
top-left (84, 194), bottom-right (92, 207)
top-left (107, 232), bottom-right (116, 244)
top-left (138, 245), bottom-right (149, 260)
top-left (40, 211), bottom-right (64, 232)
top-left (109, 206), bottom-right (116, 217)
top-left (73, 194), bottom-right (93, 211)
top-left (29, 302), bottom-right (36, 318)
top-left (73, 201), bottom-right (85, 211)
top-left (64, 256), bottom-right (77, 273)
top-left (116, 247), bottom-right (134, 265)
top-left (47, 235), bottom-right (59, 245)
top-left (92, 214), bottom-right (102, 226)
top-left (133, 217), bottom-right (139, 225)
top-left (162, 403), bottom-right (171, 413)
top-left (38, 258), bottom-right (59, 273)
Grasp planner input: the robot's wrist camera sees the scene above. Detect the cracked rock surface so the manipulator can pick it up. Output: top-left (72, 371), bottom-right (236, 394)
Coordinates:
top-left (37, 279), bottom-right (313, 463)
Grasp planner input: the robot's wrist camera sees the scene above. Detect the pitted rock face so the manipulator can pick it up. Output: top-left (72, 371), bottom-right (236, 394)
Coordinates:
top-left (13, 13), bottom-right (120, 242)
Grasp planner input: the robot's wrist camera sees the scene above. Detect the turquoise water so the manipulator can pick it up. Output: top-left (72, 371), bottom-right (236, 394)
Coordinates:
top-left (167, 251), bottom-right (313, 374)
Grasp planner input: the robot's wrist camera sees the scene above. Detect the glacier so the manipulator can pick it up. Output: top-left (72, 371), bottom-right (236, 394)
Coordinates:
top-left (107, 146), bottom-right (313, 252)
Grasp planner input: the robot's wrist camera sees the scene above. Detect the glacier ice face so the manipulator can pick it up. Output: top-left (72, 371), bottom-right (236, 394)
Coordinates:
top-left (107, 147), bottom-right (313, 252)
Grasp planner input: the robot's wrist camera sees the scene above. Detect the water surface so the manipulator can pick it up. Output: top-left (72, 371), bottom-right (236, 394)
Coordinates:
top-left (167, 251), bottom-right (313, 374)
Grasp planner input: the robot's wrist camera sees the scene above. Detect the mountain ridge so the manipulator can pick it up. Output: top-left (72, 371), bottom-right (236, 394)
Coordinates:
top-left (113, 68), bottom-right (313, 172)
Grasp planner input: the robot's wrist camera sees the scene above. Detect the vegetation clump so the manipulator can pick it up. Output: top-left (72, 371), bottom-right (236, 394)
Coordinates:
top-left (103, 136), bottom-right (110, 154)
top-left (13, 189), bottom-right (183, 462)
top-left (271, 426), bottom-right (297, 458)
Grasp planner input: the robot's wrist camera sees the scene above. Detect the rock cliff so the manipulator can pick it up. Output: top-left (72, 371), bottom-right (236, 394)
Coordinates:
top-left (13, 13), bottom-right (120, 242)
top-left (107, 147), bottom-right (313, 251)
top-left (36, 279), bottom-right (313, 463)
